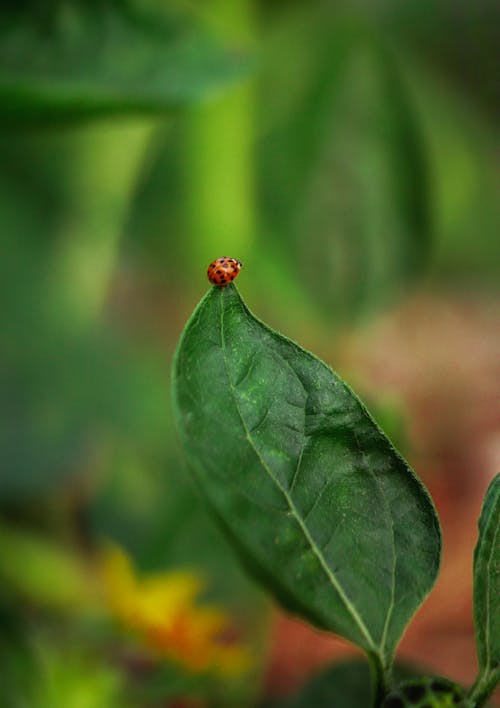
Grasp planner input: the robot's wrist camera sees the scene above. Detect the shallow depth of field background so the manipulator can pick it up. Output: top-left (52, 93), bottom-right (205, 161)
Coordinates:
top-left (0, 1), bottom-right (499, 706)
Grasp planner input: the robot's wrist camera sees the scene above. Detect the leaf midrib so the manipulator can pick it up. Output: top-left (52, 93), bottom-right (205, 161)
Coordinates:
top-left (219, 289), bottom-right (377, 653)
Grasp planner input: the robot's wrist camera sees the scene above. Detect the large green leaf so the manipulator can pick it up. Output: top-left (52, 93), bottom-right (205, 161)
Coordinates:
top-left (0, 1), bottom-right (248, 126)
top-left (259, 16), bottom-right (431, 321)
top-left (173, 284), bottom-right (441, 671)
top-left (471, 474), bottom-right (500, 703)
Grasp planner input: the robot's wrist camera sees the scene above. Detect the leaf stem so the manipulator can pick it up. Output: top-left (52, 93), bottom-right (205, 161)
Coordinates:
top-left (368, 652), bottom-right (392, 708)
top-left (468, 667), bottom-right (500, 707)
top-left (47, 119), bottom-right (155, 331)
top-left (183, 0), bottom-right (256, 268)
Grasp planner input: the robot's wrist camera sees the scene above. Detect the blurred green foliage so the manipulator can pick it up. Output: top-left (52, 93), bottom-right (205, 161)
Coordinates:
top-left (0, 0), bottom-right (249, 126)
top-left (0, 627), bottom-right (129, 708)
top-left (0, 0), bottom-right (498, 705)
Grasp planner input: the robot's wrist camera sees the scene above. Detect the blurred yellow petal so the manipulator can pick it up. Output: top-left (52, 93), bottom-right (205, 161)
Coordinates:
top-left (134, 572), bottom-right (204, 626)
top-left (99, 543), bottom-right (251, 677)
top-left (100, 544), bottom-right (138, 620)
top-left (141, 571), bottom-right (203, 601)
top-left (100, 545), bottom-right (135, 594)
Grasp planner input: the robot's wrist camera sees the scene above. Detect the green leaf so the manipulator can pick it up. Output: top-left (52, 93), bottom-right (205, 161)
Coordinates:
top-left (173, 284), bottom-right (441, 670)
top-left (260, 17), bottom-right (431, 321)
top-left (5, 641), bottom-right (128, 708)
top-left (0, 523), bottom-right (93, 610)
top-left (471, 474), bottom-right (500, 704)
top-left (0, 1), bottom-right (249, 127)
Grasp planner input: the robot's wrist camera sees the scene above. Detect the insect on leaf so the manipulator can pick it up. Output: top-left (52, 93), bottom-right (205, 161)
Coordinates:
top-left (172, 284), bottom-right (441, 668)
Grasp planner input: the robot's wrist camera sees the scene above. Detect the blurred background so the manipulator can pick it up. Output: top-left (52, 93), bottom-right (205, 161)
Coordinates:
top-left (0, 1), bottom-right (498, 706)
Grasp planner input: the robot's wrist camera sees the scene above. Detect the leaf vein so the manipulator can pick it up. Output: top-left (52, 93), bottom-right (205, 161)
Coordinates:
top-left (353, 429), bottom-right (396, 652)
top-left (303, 475), bottom-right (337, 523)
top-left (248, 406), bottom-right (271, 434)
top-left (234, 349), bottom-right (259, 388)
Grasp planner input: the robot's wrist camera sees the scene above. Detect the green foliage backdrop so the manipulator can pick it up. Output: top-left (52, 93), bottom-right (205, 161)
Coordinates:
top-left (0, 0), bottom-right (498, 706)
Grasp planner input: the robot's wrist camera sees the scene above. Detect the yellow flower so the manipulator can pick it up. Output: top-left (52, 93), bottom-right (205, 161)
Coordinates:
top-left (100, 545), bottom-right (250, 676)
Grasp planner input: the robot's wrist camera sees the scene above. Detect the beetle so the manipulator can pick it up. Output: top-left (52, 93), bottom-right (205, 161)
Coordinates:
top-left (207, 257), bottom-right (242, 287)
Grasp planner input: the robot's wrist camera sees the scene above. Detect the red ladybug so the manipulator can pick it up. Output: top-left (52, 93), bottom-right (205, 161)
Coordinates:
top-left (207, 257), bottom-right (242, 286)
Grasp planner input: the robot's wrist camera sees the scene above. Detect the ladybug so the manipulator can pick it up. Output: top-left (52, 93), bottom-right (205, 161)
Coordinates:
top-left (207, 257), bottom-right (242, 286)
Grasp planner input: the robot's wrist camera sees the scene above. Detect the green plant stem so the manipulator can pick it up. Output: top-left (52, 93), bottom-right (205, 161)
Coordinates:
top-left (183, 0), bottom-right (256, 268)
top-left (47, 118), bottom-right (156, 331)
top-left (469, 667), bottom-right (500, 707)
top-left (368, 652), bottom-right (392, 708)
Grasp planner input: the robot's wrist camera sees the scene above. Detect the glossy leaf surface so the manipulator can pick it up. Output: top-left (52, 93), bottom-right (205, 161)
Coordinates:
top-left (472, 474), bottom-right (500, 698)
top-left (0, 2), bottom-right (248, 126)
top-left (173, 284), bottom-right (441, 665)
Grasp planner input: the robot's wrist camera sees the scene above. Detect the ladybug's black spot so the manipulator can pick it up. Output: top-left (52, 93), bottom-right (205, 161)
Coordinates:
top-left (402, 685), bottom-right (426, 701)
top-left (216, 269), bottom-right (222, 275)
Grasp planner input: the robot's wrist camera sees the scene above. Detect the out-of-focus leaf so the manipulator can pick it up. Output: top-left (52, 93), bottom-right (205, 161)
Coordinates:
top-left (261, 660), bottom-right (418, 708)
top-left (403, 66), bottom-right (499, 286)
top-left (260, 17), bottom-right (431, 320)
top-left (0, 524), bottom-right (95, 610)
top-left (0, 121), bottom-right (169, 500)
top-left (471, 474), bottom-right (500, 703)
top-left (0, 1), bottom-right (249, 127)
top-left (285, 661), bottom-right (372, 707)
top-left (371, 0), bottom-right (499, 120)
top-left (0, 322), bottom-right (171, 500)
top-left (0, 613), bottom-right (38, 708)
top-left (4, 641), bottom-right (128, 708)
top-left (173, 284), bottom-right (441, 673)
